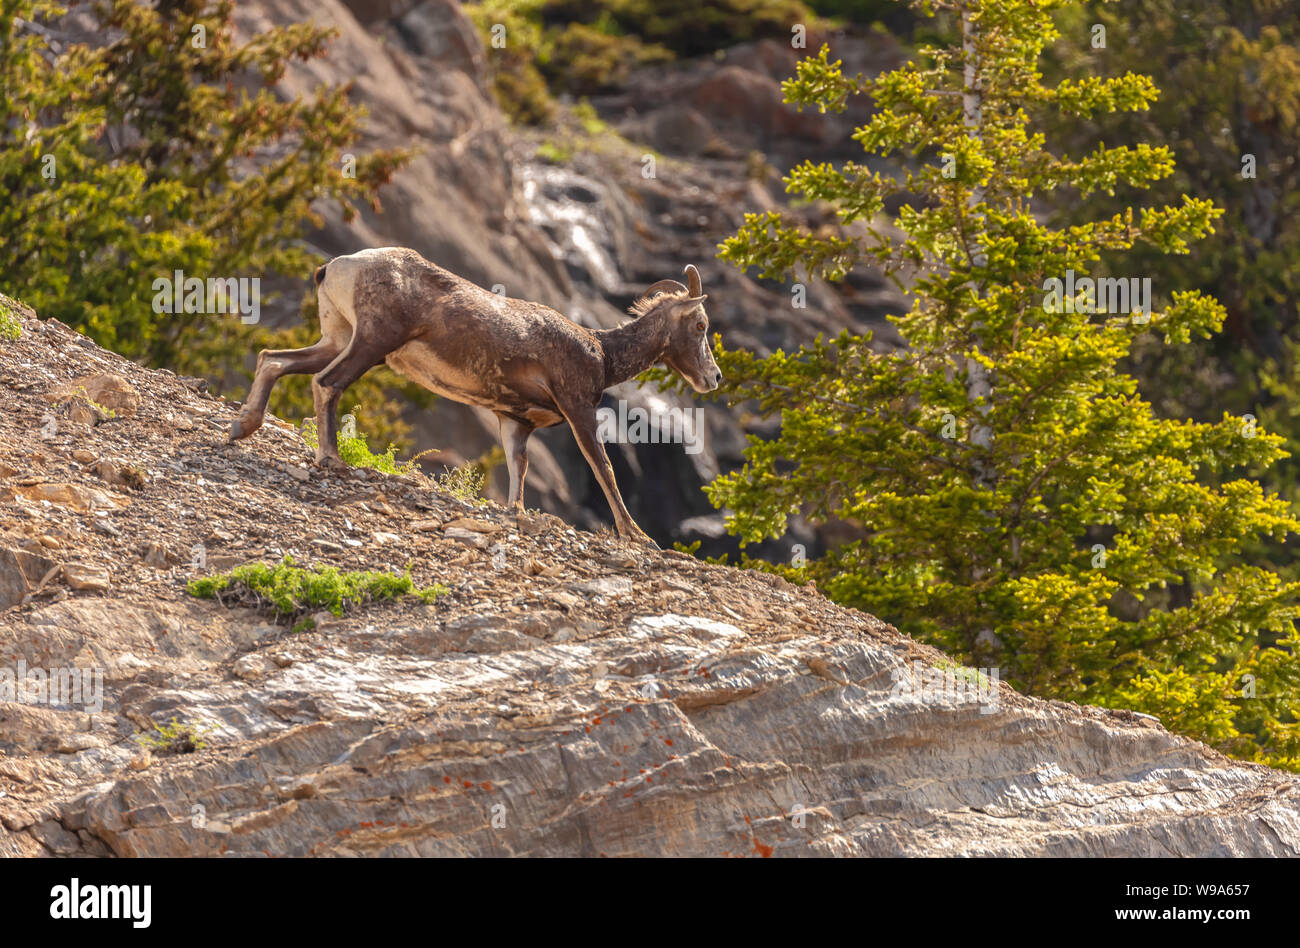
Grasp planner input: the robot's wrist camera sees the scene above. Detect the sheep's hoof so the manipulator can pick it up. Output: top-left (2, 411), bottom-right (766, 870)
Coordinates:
top-left (229, 413), bottom-right (261, 442)
top-left (625, 529), bottom-right (657, 549)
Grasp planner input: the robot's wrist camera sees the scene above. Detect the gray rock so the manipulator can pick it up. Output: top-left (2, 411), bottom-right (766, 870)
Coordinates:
top-left (444, 527), bottom-right (490, 550)
top-left (570, 577), bottom-right (634, 599)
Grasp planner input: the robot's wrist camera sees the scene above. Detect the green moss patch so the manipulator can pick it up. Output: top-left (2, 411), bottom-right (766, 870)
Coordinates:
top-left (188, 555), bottom-right (449, 627)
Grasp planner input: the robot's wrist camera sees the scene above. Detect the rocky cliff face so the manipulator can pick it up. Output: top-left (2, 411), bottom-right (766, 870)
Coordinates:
top-left (221, 0), bottom-right (907, 555)
top-left (2, 308), bottom-right (1298, 857)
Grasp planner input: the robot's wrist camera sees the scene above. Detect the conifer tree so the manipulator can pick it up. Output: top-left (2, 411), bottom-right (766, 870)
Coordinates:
top-left (712, 0), bottom-right (1300, 768)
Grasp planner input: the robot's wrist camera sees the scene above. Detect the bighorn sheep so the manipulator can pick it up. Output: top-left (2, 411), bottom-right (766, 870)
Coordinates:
top-left (229, 247), bottom-right (723, 545)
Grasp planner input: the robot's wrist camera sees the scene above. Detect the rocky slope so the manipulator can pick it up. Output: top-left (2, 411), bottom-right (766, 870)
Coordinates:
top-left (2, 308), bottom-right (1298, 857)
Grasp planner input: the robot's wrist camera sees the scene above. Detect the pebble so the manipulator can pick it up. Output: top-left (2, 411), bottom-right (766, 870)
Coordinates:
top-left (63, 563), bottom-right (111, 592)
top-left (445, 527), bottom-right (490, 550)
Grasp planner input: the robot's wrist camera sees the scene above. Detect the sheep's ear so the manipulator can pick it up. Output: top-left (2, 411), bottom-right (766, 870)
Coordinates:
top-left (671, 294), bottom-right (707, 315)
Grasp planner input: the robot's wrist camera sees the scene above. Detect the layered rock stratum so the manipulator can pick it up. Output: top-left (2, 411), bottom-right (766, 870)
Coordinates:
top-left (1, 305), bottom-right (1298, 856)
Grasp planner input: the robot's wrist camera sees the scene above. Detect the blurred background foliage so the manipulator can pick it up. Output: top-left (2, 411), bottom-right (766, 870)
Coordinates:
top-left (464, 0), bottom-right (918, 123)
top-left (0, 0), bottom-right (418, 447)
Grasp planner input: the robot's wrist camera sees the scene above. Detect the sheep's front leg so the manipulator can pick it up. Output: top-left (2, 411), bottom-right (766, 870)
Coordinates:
top-left (563, 406), bottom-right (655, 546)
top-left (497, 413), bottom-right (534, 510)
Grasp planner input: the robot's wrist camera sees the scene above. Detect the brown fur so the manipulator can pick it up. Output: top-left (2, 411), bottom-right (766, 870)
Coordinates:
top-left (627, 288), bottom-right (690, 318)
top-left (229, 247), bottom-right (723, 544)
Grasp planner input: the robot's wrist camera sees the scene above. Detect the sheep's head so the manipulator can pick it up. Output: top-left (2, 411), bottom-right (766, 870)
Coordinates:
top-left (640, 265), bottom-right (722, 393)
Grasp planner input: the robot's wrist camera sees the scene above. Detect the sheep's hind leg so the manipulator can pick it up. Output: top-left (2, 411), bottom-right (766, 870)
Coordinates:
top-left (310, 340), bottom-right (385, 469)
top-left (230, 339), bottom-right (340, 441)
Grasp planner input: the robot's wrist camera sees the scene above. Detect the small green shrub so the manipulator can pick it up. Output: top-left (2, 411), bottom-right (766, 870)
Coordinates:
top-left (188, 555), bottom-right (449, 624)
top-left (300, 413), bottom-right (416, 476)
top-left (436, 463), bottom-right (488, 503)
top-left (934, 658), bottom-right (994, 689)
top-left (137, 716), bottom-right (210, 755)
top-left (298, 405), bottom-right (496, 506)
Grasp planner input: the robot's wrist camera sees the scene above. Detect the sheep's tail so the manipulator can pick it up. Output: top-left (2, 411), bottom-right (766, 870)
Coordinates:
top-left (313, 262), bottom-right (329, 286)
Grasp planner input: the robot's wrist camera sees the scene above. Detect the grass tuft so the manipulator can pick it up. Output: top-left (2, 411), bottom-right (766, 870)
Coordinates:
top-left (188, 555), bottom-right (449, 625)
top-left (300, 415), bottom-right (415, 475)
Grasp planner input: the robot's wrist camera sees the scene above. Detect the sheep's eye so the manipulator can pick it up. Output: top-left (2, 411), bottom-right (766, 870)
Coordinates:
top-left (695, 321), bottom-right (706, 332)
